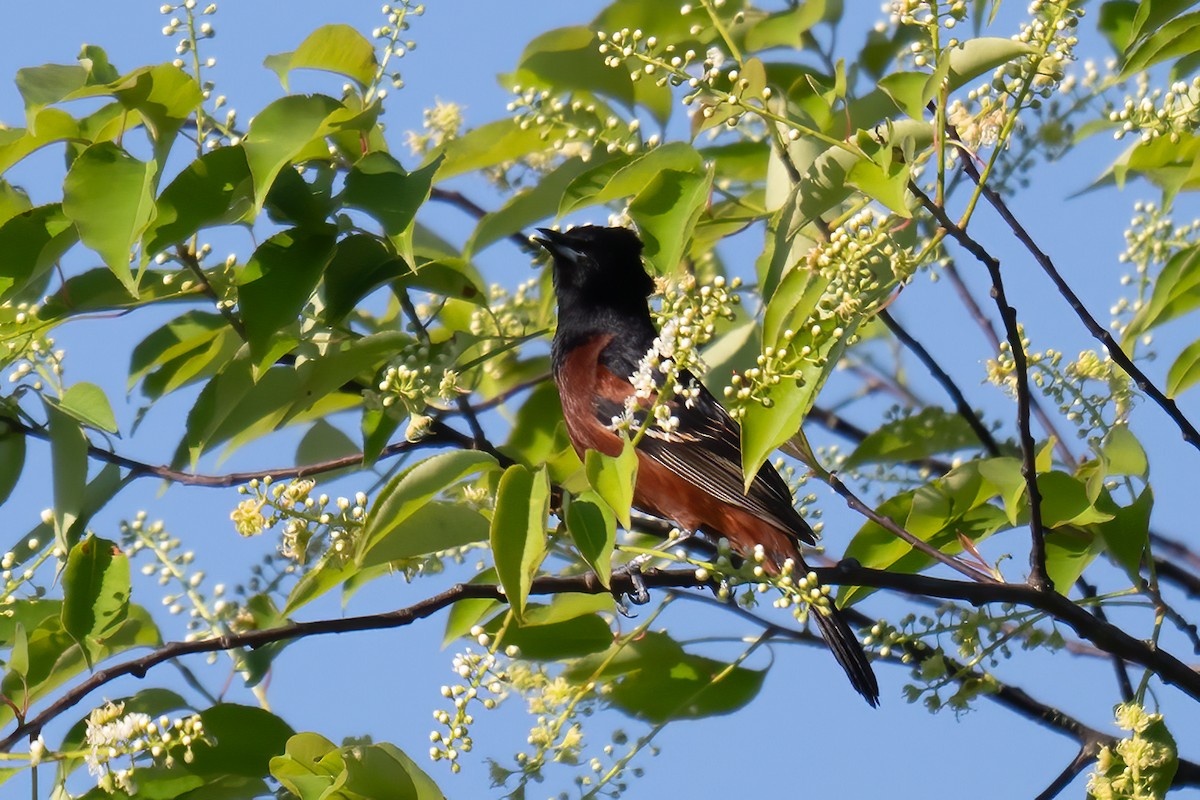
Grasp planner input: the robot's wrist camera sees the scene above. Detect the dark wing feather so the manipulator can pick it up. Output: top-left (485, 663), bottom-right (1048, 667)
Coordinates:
top-left (594, 359), bottom-right (815, 544)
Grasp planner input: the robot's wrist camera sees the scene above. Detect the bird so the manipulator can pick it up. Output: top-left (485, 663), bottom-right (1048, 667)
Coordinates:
top-left (534, 224), bottom-right (880, 707)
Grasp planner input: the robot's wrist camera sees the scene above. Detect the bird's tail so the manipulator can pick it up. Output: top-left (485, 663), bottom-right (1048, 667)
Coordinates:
top-left (811, 604), bottom-right (880, 707)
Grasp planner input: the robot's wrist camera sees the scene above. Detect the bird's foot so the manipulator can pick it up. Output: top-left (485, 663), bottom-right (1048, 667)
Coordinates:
top-left (612, 561), bottom-right (652, 616)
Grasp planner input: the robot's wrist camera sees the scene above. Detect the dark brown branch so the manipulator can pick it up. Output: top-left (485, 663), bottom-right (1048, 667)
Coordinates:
top-left (911, 182), bottom-right (1051, 591)
top-left (1033, 748), bottom-right (1098, 800)
top-left (0, 569), bottom-right (700, 752)
top-left (821, 561), bottom-right (1200, 701)
top-left (941, 260), bottom-right (1076, 467)
top-left (879, 308), bottom-right (1001, 457)
top-left (8, 563), bottom-right (1200, 767)
top-left (950, 127), bottom-right (1200, 453)
top-left (3, 416), bottom-right (452, 487)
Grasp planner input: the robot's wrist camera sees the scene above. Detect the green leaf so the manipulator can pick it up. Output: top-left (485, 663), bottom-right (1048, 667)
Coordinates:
top-left (436, 119), bottom-right (556, 181)
top-left (270, 734), bottom-right (445, 800)
top-left (62, 142), bottom-right (158, 296)
top-left (946, 37), bottom-right (1037, 89)
top-left (264, 25), bottom-right (379, 89)
top-left (59, 382), bottom-right (119, 434)
top-left (187, 704), bottom-right (295, 778)
top-left (9, 624), bottom-right (28, 678)
top-left (846, 155), bottom-right (911, 216)
top-left (295, 419), bottom-right (358, 468)
top-left (584, 440), bottom-right (638, 530)
top-left (878, 71), bottom-right (930, 119)
top-left (1096, 487), bottom-right (1152, 584)
top-left (321, 234), bottom-right (408, 324)
top-left (61, 535), bottom-right (131, 646)
top-left (238, 226), bottom-right (337, 368)
top-left (14, 64), bottom-right (87, 120)
top-left (845, 407), bottom-right (982, 468)
top-left (1101, 425), bottom-right (1148, 477)
top-left (560, 143), bottom-right (704, 215)
top-left (0, 109), bottom-right (80, 174)
top-left (0, 421), bottom-right (27, 507)
top-left (568, 632), bottom-right (764, 723)
top-left (1037, 471), bottom-right (1115, 528)
top-left (630, 165), bottom-right (714, 274)
top-left (0, 604), bottom-right (159, 730)
top-left (344, 152), bottom-right (442, 236)
top-left (743, 1), bottom-right (825, 51)
top-left (360, 501), bottom-right (491, 568)
top-left (506, 25), bottom-right (670, 124)
top-left (1099, 1), bottom-right (1140, 52)
top-left (45, 403), bottom-right (88, 549)
top-left (242, 94), bottom-right (343, 211)
top-left (0, 181), bottom-right (32, 227)
top-left (128, 310), bottom-right (228, 390)
top-left (144, 146), bottom-right (253, 257)
top-left (1167, 336), bottom-right (1200, 396)
top-left (565, 490), bottom-right (617, 588)
top-left (1124, 244), bottom-right (1200, 341)
top-left (443, 568), bottom-right (504, 647)
top-left (486, 606), bottom-right (613, 660)
top-left (490, 465), bottom-right (550, 619)
top-left (358, 451), bottom-right (499, 561)
top-left (1121, 9), bottom-right (1200, 77)
top-left (1043, 526), bottom-right (1104, 591)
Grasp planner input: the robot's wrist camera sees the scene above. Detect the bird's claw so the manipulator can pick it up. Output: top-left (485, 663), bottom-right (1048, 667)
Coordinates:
top-left (613, 562), bottom-right (651, 616)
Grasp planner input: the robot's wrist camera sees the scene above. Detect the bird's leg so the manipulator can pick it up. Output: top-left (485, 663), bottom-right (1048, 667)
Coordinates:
top-left (613, 528), bottom-right (700, 612)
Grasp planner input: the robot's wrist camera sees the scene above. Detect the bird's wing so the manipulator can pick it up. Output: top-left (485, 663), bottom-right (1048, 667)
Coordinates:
top-left (593, 356), bottom-right (815, 545)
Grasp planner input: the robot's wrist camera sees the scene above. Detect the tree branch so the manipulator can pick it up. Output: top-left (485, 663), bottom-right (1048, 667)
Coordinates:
top-left (948, 123), bottom-right (1200, 453)
top-left (879, 308), bottom-right (1002, 456)
top-left (1033, 748), bottom-right (1099, 800)
top-left (911, 182), bottom-right (1051, 591)
top-left (941, 260), bottom-right (1077, 467)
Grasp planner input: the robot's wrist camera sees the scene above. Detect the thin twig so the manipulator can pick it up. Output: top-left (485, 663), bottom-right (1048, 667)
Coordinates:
top-left (175, 245), bottom-right (247, 340)
top-left (947, 122), bottom-right (1200, 453)
top-left (827, 473), bottom-right (999, 583)
top-left (941, 261), bottom-right (1076, 466)
top-left (1078, 578), bottom-right (1134, 702)
top-left (879, 308), bottom-right (1001, 456)
top-left (911, 182), bottom-right (1051, 591)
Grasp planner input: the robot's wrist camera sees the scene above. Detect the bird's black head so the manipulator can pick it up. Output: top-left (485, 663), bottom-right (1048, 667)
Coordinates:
top-left (534, 225), bottom-right (655, 304)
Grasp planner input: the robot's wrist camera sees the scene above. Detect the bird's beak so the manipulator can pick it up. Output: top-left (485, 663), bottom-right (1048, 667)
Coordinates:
top-left (532, 227), bottom-right (582, 265)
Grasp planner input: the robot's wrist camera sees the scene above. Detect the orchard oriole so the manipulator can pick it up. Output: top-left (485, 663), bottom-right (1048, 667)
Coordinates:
top-left (536, 225), bottom-right (879, 707)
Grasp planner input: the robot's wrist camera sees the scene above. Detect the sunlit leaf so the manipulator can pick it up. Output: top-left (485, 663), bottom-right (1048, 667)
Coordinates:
top-left (58, 382), bottom-right (119, 434)
top-left (490, 464), bottom-right (550, 619)
top-left (61, 535), bottom-right (130, 651)
top-left (1167, 336), bottom-right (1200, 396)
top-left (265, 25), bottom-right (379, 89)
top-left (62, 142), bottom-right (158, 296)
top-left (565, 490), bottom-right (617, 587)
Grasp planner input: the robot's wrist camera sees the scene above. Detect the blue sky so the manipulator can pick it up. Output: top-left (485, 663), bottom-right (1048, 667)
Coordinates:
top-left (2, 2), bottom-right (1200, 798)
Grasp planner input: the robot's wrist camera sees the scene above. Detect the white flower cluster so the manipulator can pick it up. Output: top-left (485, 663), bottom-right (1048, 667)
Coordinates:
top-left (84, 701), bottom-right (207, 793)
top-left (234, 477), bottom-right (368, 565)
top-left (1109, 77), bottom-right (1200, 144)
top-left (371, 1), bottom-right (425, 99)
top-left (615, 275), bottom-right (741, 436)
top-left (406, 98), bottom-right (464, 155)
top-left (507, 85), bottom-right (650, 158)
top-left (430, 635), bottom-right (513, 773)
